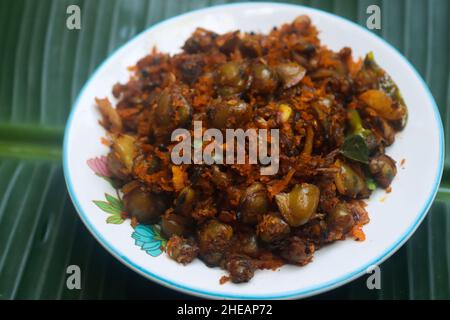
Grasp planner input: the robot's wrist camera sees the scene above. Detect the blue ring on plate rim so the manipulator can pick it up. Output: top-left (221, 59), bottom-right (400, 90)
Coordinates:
top-left (63, 2), bottom-right (445, 299)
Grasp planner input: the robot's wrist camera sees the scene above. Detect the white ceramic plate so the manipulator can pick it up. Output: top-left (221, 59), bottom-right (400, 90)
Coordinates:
top-left (63, 2), bottom-right (444, 299)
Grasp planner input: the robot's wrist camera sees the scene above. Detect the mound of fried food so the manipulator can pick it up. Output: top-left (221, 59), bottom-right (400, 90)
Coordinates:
top-left (96, 15), bottom-right (407, 283)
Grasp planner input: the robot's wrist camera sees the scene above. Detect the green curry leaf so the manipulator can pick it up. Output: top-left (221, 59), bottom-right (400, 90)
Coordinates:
top-left (341, 134), bottom-right (369, 164)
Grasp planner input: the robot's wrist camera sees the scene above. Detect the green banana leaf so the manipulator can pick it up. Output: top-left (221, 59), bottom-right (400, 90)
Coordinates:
top-left (0, 0), bottom-right (449, 299)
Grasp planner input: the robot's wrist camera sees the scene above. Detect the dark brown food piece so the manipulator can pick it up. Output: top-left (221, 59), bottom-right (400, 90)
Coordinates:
top-left (327, 203), bottom-right (355, 234)
top-left (207, 98), bottom-right (252, 129)
top-left (150, 87), bottom-right (192, 144)
top-left (369, 154), bottom-right (397, 188)
top-left (257, 214), bottom-right (290, 243)
top-left (197, 219), bottom-right (234, 266)
top-left (275, 183), bottom-right (320, 227)
top-left (166, 235), bottom-right (199, 265)
top-left (161, 211), bottom-right (194, 237)
top-left (174, 186), bottom-right (196, 216)
top-left (123, 188), bottom-right (167, 224)
top-left (280, 237), bottom-right (314, 266)
top-left (225, 254), bottom-right (256, 283)
top-left (251, 63), bottom-right (279, 94)
top-left (239, 183), bottom-right (269, 225)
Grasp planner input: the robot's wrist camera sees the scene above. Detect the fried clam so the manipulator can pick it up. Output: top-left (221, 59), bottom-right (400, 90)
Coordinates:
top-left (275, 183), bottom-right (320, 227)
top-left (123, 187), bottom-right (168, 224)
top-left (280, 236), bottom-right (315, 266)
top-left (275, 62), bottom-right (306, 89)
top-left (166, 235), bottom-right (199, 265)
top-left (250, 62), bottom-right (279, 94)
top-left (334, 160), bottom-right (369, 198)
top-left (224, 254), bottom-right (256, 283)
top-left (197, 219), bottom-right (234, 266)
top-left (151, 87), bottom-right (192, 143)
top-left (182, 27), bottom-right (217, 53)
top-left (106, 134), bottom-right (137, 181)
top-left (327, 202), bottom-right (355, 234)
top-left (161, 210), bottom-right (194, 238)
top-left (234, 232), bottom-right (260, 258)
top-left (369, 154), bottom-right (397, 189)
top-left (207, 98), bottom-right (252, 129)
top-left (239, 183), bottom-right (270, 225)
top-left (209, 165), bottom-right (232, 189)
top-left (174, 186), bottom-right (197, 216)
top-left (256, 214), bottom-right (290, 243)
top-left (216, 61), bottom-right (250, 97)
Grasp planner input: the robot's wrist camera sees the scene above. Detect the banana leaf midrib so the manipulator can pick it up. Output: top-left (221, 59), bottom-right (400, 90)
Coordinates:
top-left (1, 122), bottom-right (448, 200)
top-left (0, 123), bottom-right (62, 160)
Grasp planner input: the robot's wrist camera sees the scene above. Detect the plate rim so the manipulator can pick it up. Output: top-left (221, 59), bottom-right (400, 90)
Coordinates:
top-left (62, 1), bottom-right (445, 299)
